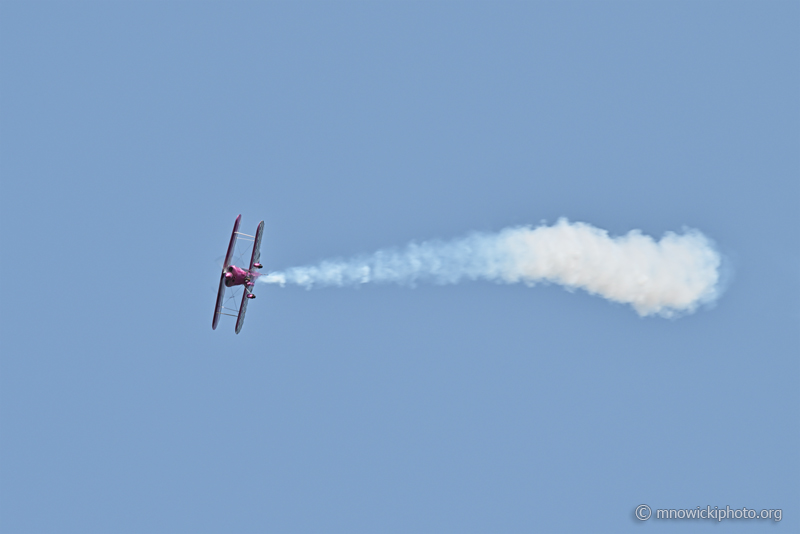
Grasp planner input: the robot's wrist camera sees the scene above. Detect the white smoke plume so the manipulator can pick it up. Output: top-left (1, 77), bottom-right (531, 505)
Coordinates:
top-left (260, 218), bottom-right (723, 317)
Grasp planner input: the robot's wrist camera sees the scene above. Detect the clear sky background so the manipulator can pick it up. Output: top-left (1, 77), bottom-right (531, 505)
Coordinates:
top-left (1, 2), bottom-right (798, 533)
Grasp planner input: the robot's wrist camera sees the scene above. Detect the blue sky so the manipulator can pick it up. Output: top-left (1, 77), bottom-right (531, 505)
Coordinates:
top-left (1, 2), bottom-right (798, 533)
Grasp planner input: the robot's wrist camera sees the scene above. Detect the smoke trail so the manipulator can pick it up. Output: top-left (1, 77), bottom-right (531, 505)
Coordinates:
top-left (260, 218), bottom-right (724, 317)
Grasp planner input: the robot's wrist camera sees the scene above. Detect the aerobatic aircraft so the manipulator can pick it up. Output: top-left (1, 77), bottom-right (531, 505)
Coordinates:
top-left (212, 215), bottom-right (264, 334)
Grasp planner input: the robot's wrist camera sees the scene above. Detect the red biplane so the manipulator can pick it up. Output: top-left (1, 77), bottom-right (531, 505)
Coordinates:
top-left (212, 215), bottom-right (265, 334)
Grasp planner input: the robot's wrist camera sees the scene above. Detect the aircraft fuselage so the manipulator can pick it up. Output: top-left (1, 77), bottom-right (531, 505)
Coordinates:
top-left (224, 264), bottom-right (256, 287)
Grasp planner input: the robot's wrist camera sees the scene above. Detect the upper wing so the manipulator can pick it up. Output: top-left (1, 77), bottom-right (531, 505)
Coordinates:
top-left (235, 286), bottom-right (250, 334)
top-left (224, 214), bottom-right (242, 271)
top-left (249, 221), bottom-right (264, 270)
top-left (213, 214), bottom-right (240, 330)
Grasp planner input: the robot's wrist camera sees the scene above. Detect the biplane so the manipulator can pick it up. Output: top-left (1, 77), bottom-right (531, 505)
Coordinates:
top-left (212, 215), bottom-right (265, 334)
